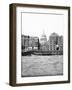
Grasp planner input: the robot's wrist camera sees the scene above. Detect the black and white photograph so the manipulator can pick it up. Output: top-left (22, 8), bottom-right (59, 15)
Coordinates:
top-left (9, 3), bottom-right (70, 86)
top-left (21, 12), bottom-right (63, 77)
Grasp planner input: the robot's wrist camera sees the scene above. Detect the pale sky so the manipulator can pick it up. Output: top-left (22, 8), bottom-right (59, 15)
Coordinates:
top-left (22, 13), bottom-right (64, 40)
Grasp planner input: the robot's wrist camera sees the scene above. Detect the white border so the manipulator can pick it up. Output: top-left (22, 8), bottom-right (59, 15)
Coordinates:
top-left (16, 7), bottom-right (68, 83)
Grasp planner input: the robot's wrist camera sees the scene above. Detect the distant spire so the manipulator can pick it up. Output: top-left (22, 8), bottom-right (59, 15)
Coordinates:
top-left (43, 29), bottom-right (45, 35)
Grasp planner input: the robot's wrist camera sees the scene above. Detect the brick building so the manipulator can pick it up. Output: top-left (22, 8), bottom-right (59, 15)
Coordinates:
top-left (21, 35), bottom-right (39, 51)
top-left (48, 33), bottom-right (63, 52)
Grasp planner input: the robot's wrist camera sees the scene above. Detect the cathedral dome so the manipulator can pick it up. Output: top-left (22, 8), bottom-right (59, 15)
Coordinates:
top-left (40, 31), bottom-right (47, 44)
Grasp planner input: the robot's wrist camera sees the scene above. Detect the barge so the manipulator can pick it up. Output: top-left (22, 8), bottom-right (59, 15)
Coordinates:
top-left (22, 50), bottom-right (63, 56)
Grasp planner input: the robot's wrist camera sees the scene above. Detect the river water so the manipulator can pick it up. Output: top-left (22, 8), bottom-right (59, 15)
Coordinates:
top-left (21, 55), bottom-right (63, 77)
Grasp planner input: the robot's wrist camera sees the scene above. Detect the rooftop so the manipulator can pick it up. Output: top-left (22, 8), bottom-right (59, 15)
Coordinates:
top-left (50, 32), bottom-right (59, 37)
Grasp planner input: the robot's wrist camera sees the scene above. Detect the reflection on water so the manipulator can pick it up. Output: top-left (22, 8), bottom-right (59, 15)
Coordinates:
top-left (21, 55), bottom-right (63, 77)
